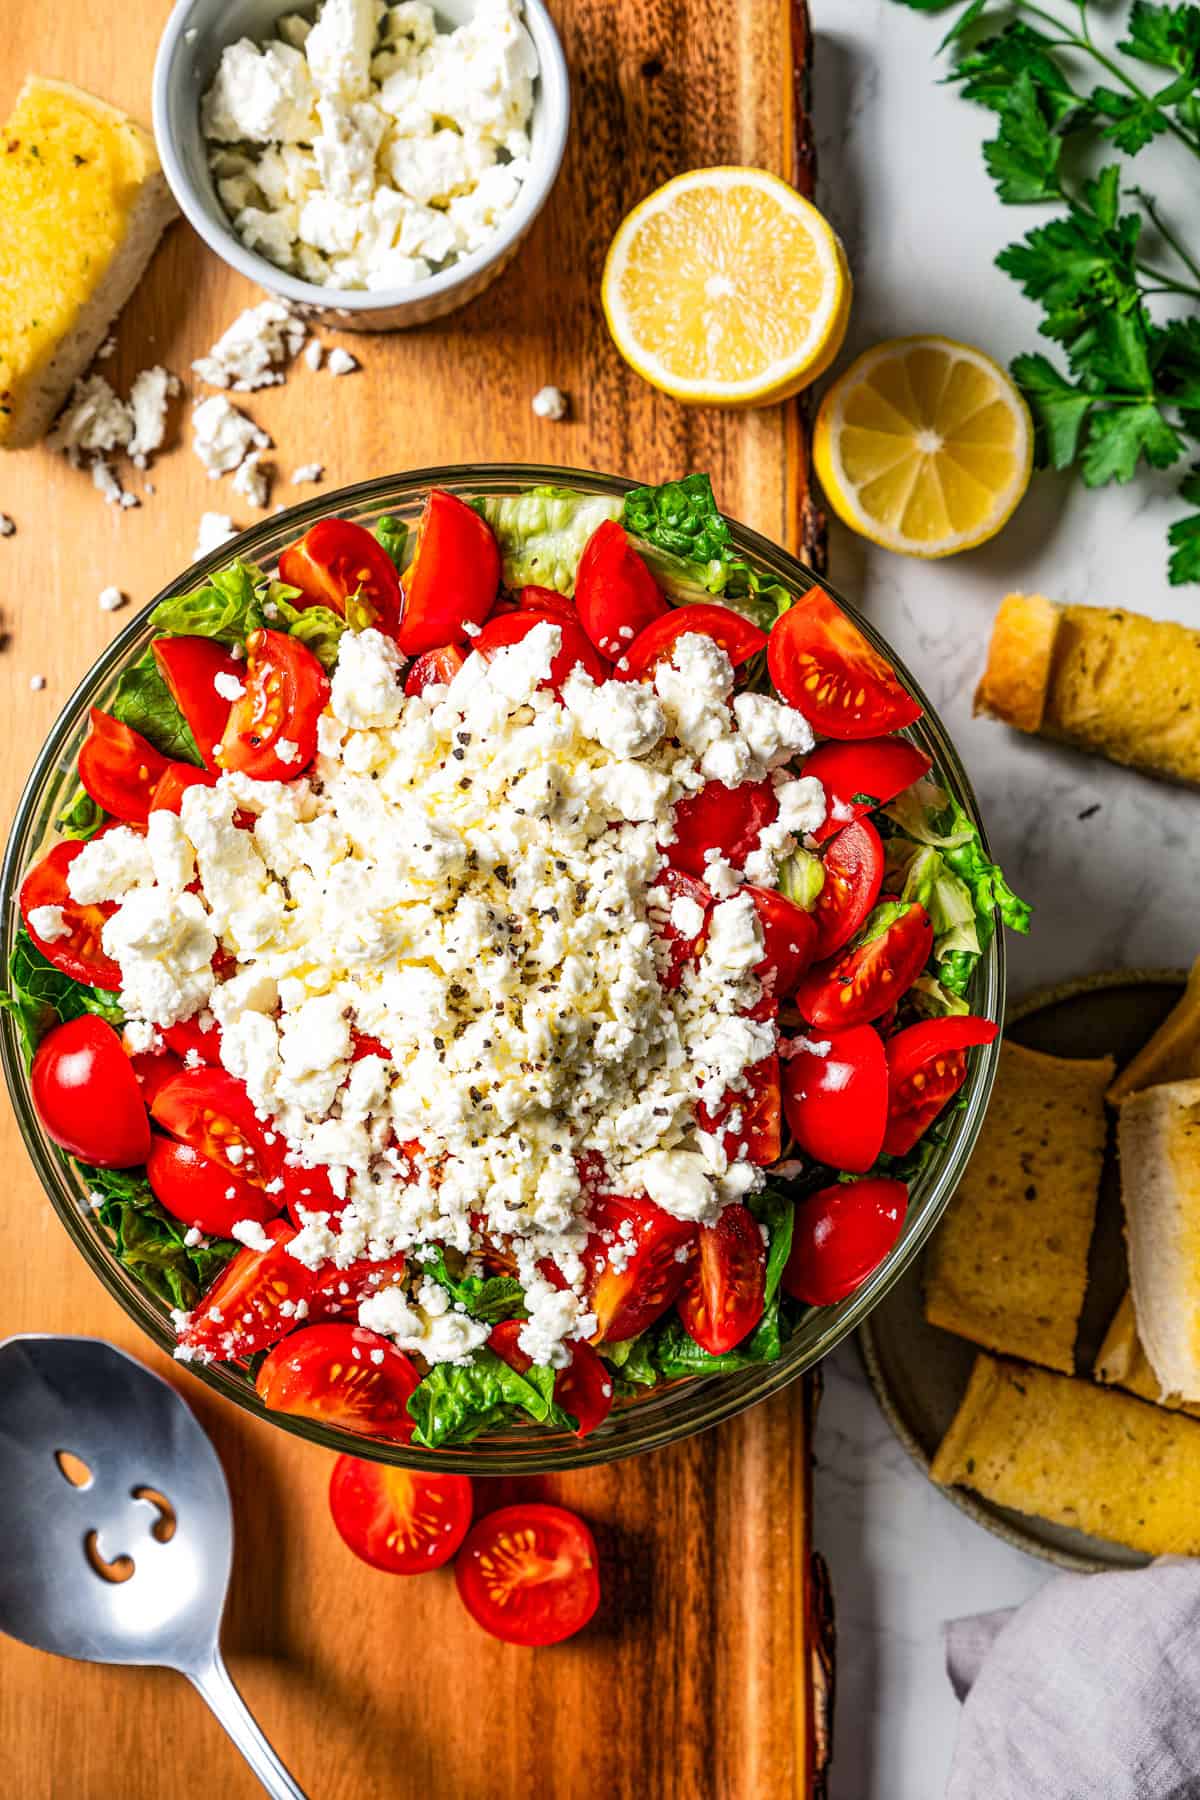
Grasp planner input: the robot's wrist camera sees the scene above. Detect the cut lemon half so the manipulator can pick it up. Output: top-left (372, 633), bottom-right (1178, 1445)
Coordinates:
top-left (813, 336), bottom-right (1033, 557)
top-left (602, 167), bottom-right (851, 408)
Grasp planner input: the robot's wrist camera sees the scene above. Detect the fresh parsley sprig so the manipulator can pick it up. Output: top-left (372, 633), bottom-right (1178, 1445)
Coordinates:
top-left (891, 0), bottom-right (1200, 582)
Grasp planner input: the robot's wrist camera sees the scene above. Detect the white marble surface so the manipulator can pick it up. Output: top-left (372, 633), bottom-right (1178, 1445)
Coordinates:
top-left (807, 3), bottom-right (1200, 1795)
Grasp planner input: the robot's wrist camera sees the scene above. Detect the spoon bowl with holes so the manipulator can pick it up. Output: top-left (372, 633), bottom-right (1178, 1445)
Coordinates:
top-left (0, 1334), bottom-right (305, 1799)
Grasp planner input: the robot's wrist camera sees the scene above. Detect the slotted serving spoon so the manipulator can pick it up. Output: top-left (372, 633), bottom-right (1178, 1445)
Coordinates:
top-left (0, 1334), bottom-right (305, 1798)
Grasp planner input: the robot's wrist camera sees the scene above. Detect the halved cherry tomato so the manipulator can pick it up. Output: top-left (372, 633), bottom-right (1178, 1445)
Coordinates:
top-left (617, 602), bottom-right (767, 681)
top-left (329, 1454), bottom-right (474, 1574)
top-left (698, 1055), bottom-right (783, 1166)
top-left (398, 490), bottom-right (501, 655)
top-left (781, 1025), bottom-right (888, 1173)
top-left (19, 839), bottom-right (121, 989)
top-left (677, 1203), bottom-right (767, 1355)
top-left (218, 629), bottom-right (329, 780)
top-left (796, 903), bottom-right (933, 1030)
top-left (782, 1178), bottom-right (908, 1306)
top-left (649, 868), bottom-right (713, 989)
top-left (77, 709), bottom-right (169, 825)
top-left (307, 1252), bottom-right (408, 1321)
top-left (474, 609), bottom-right (609, 687)
top-left (152, 637), bottom-right (243, 771)
top-left (128, 1049), bottom-right (186, 1107)
top-left (147, 1137), bottom-right (284, 1236)
top-left (455, 1503), bottom-right (601, 1646)
top-left (31, 1016), bottom-right (150, 1167)
top-left (255, 1324), bottom-right (420, 1442)
top-left (583, 1196), bottom-right (697, 1343)
top-left (162, 1016), bottom-right (222, 1065)
top-left (279, 517), bottom-right (403, 636)
top-left (669, 777), bottom-right (779, 878)
top-left (883, 1015), bottom-right (999, 1156)
top-left (574, 520), bottom-right (668, 659)
top-left (745, 885), bottom-right (818, 1000)
top-left (518, 585), bottom-right (577, 622)
top-left (151, 1067), bottom-right (283, 1187)
top-left (283, 1159), bottom-right (343, 1227)
top-left (404, 644), bottom-right (465, 697)
top-left (488, 1321), bottom-right (615, 1439)
top-left (768, 589), bottom-right (923, 739)
top-left (150, 761), bottom-right (219, 814)
top-left (803, 737), bottom-right (933, 844)
top-left (811, 818), bottom-right (884, 961)
top-left (180, 1219), bottom-right (311, 1360)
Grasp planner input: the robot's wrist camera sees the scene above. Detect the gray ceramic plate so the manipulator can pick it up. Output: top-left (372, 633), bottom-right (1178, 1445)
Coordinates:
top-left (859, 970), bottom-right (1187, 1573)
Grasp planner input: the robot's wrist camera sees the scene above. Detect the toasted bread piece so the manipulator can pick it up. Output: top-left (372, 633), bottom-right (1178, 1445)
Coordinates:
top-left (0, 77), bottom-right (177, 449)
top-left (924, 1040), bottom-right (1113, 1371)
top-left (1094, 1292), bottom-right (1200, 1419)
top-left (976, 594), bottom-right (1200, 787)
top-left (932, 1353), bottom-right (1200, 1554)
top-left (1118, 1079), bottom-right (1200, 1401)
top-left (1107, 959), bottom-right (1200, 1104)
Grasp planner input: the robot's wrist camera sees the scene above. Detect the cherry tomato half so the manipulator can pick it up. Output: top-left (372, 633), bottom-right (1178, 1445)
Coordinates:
top-left (518, 585), bottom-right (578, 622)
top-left (745, 885), bottom-right (818, 1000)
top-left (617, 602), bottom-right (767, 681)
top-left (677, 1203), bottom-right (767, 1356)
top-left (698, 1054), bottom-right (783, 1166)
top-left (280, 517), bottom-right (403, 636)
top-left (649, 868), bottom-right (713, 989)
top-left (803, 737), bottom-right (933, 845)
top-left (583, 1196), bottom-right (697, 1344)
top-left (474, 609), bottom-right (609, 688)
top-left (77, 709), bottom-right (169, 825)
top-left (19, 839), bottom-right (121, 989)
top-left (398, 490), bottom-right (501, 656)
top-left (307, 1252), bottom-right (409, 1322)
top-left (128, 1048), bottom-right (186, 1108)
top-left (783, 1178), bottom-right (908, 1306)
top-left (150, 761), bottom-right (219, 814)
top-left (668, 777), bottom-right (779, 879)
top-left (152, 636), bottom-right (244, 771)
top-left (404, 643), bottom-right (466, 697)
top-left (31, 1016), bottom-right (150, 1167)
top-left (147, 1137), bottom-right (284, 1236)
top-left (218, 629), bottom-right (329, 780)
top-left (781, 1025), bottom-right (888, 1173)
top-left (768, 589), bottom-right (923, 739)
top-left (455, 1503), bottom-right (601, 1646)
top-left (162, 1016), bottom-right (223, 1065)
top-left (180, 1219), bottom-right (311, 1360)
top-left (151, 1067), bottom-right (284, 1187)
top-left (882, 1015), bottom-right (999, 1156)
top-left (810, 818), bottom-right (884, 961)
top-left (488, 1321), bottom-right (614, 1439)
top-left (329, 1454), bottom-right (474, 1574)
top-left (284, 1159), bottom-right (343, 1227)
top-left (255, 1324), bottom-right (420, 1443)
top-left (574, 520), bottom-right (668, 659)
top-left (796, 902), bottom-right (933, 1030)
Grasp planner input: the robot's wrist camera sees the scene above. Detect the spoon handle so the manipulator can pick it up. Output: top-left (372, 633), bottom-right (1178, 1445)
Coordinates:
top-left (188, 1650), bottom-right (308, 1800)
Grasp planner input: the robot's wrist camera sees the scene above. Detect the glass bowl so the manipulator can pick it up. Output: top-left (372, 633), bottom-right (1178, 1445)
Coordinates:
top-left (0, 464), bottom-right (1004, 1472)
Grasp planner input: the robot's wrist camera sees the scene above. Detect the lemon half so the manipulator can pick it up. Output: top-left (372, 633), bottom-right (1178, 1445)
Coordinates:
top-left (813, 335), bottom-right (1033, 558)
top-left (602, 167), bottom-right (851, 408)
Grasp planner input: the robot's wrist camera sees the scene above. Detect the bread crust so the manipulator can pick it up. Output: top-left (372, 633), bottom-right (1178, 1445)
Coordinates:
top-left (1119, 1078), bottom-right (1200, 1402)
top-left (973, 591), bottom-right (1060, 732)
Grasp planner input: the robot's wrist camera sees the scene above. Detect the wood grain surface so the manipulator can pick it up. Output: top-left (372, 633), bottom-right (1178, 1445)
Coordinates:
top-left (0, 2), bottom-right (824, 1795)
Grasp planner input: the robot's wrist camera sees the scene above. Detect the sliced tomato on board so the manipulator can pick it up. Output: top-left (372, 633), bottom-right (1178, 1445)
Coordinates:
top-left (279, 517), bottom-right (403, 636)
top-left (217, 629), bottom-right (329, 781)
top-left (781, 1025), bottom-right (888, 1174)
top-left (583, 1196), bottom-right (697, 1344)
top-left (768, 589), bottom-right (923, 739)
top-left (255, 1324), bottom-right (420, 1443)
top-left (398, 490), bottom-right (501, 655)
top-left (151, 1067), bottom-right (284, 1187)
top-left (162, 1015), bottom-right (223, 1066)
top-left (31, 1017), bottom-right (150, 1168)
top-left (329, 1454), bottom-right (474, 1574)
top-left (518, 585), bottom-right (578, 622)
top-left (668, 777), bottom-right (779, 879)
top-left (882, 1015), bottom-right (999, 1156)
top-left (810, 818), bottom-right (884, 961)
top-left (152, 636), bottom-right (243, 771)
top-left (150, 761), bottom-right (219, 814)
top-left (307, 1252), bottom-right (408, 1322)
top-left (403, 643), bottom-right (466, 697)
top-left (488, 1321), bottom-right (614, 1439)
top-left (574, 520), bottom-right (668, 659)
top-left (744, 885), bottom-right (818, 1001)
top-left (474, 609), bottom-right (609, 687)
top-left (803, 737), bottom-right (933, 844)
top-left (649, 869), bottom-right (713, 989)
top-left (455, 1503), bottom-right (601, 1646)
top-left (698, 1054), bottom-right (783, 1167)
top-left (677, 1203), bottom-right (767, 1356)
top-left (19, 839), bottom-right (122, 989)
top-left (616, 602), bottom-right (767, 681)
top-left (783, 1178), bottom-right (908, 1306)
top-left (77, 709), bottom-right (169, 825)
top-left (796, 902), bottom-right (933, 1031)
top-left (147, 1137), bottom-right (284, 1237)
top-left (180, 1219), bottom-right (312, 1360)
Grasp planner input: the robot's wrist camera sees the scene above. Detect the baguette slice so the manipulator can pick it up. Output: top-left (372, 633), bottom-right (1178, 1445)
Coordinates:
top-left (1118, 1079), bottom-right (1200, 1402)
top-left (974, 591), bottom-right (1060, 733)
top-left (1094, 1292), bottom-right (1200, 1420)
top-left (932, 1353), bottom-right (1200, 1556)
top-left (1107, 958), bottom-right (1200, 1104)
top-left (0, 77), bottom-right (177, 449)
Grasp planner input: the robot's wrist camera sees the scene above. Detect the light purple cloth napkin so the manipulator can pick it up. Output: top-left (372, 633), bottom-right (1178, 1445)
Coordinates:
top-left (945, 1561), bottom-right (1200, 1800)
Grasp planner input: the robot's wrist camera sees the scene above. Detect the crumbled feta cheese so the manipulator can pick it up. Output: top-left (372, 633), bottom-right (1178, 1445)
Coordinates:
top-left (214, 671), bottom-right (247, 702)
top-left (194, 513), bottom-right (239, 561)
top-left (192, 396), bottom-right (271, 478)
top-left (202, 38), bottom-right (319, 143)
top-left (232, 451), bottom-right (271, 510)
top-left (326, 346), bottom-right (359, 376)
top-left (192, 299), bottom-right (308, 391)
top-left (231, 1218), bottom-right (276, 1252)
top-left (291, 462), bottom-right (324, 484)
top-left (98, 585), bottom-right (126, 612)
top-left (128, 366), bottom-right (179, 464)
top-left (303, 340), bottom-right (324, 372)
top-left (28, 673), bottom-right (46, 692)
top-left (27, 904), bottom-right (69, 943)
top-left (532, 385), bottom-right (568, 421)
top-left (0, 514), bottom-right (14, 536)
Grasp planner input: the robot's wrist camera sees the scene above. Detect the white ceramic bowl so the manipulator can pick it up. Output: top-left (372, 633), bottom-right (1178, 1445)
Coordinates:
top-left (152, 0), bottom-right (571, 330)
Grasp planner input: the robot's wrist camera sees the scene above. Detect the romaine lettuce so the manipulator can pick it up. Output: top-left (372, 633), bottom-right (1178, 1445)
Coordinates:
top-left (0, 927), bottom-right (123, 1068)
top-left (82, 1164), bottom-right (236, 1312)
top-left (406, 1345), bottom-right (575, 1448)
top-left (471, 488), bottom-right (623, 593)
top-left (108, 649), bottom-right (202, 765)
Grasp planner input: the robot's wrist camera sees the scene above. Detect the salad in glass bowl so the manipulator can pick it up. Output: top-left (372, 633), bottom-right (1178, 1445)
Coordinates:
top-left (1, 468), bottom-right (1027, 1464)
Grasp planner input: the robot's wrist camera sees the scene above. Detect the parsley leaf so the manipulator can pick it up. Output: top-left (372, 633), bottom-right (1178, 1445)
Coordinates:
top-left (1080, 401), bottom-right (1184, 482)
top-left (1119, 2), bottom-right (1200, 76)
top-left (1168, 465), bottom-right (1200, 580)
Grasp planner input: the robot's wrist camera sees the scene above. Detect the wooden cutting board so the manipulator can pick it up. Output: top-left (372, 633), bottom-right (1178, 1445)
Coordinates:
top-left (0, 2), bottom-right (831, 1794)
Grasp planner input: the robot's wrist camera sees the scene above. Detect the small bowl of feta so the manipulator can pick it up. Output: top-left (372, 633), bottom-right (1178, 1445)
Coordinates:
top-left (153, 0), bottom-right (570, 328)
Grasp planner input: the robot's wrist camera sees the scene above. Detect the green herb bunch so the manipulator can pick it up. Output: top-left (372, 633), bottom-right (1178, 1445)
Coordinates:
top-left (893, 0), bottom-right (1200, 582)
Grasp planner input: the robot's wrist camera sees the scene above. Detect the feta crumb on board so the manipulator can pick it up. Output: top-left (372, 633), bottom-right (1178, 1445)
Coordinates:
top-left (0, 514), bottom-right (14, 536)
top-left (290, 462), bottom-right (324, 484)
top-left (98, 585), bottom-right (126, 612)
top-left (49, 366), bottom-right (179, 506)
top-left (303, 339), bottom-right (324, 371)
top-left (194, 512), bottom-right (239, 561)
top-left (232, 451), bottom-right (272, 509)
top-left (192, 395), bottom-right (271, 479)
top-left (191, 298), bottom-right (308, 392)
top-left (325, 346), bottom-right (358, 376)
top-left (532, 384), bottom-right (568, 421)
top-left (28, 674), bottom-right (46, 692)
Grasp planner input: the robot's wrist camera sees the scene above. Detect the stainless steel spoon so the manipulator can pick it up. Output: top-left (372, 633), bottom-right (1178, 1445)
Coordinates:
top-left (0, 1334), bottom-right (306, 1799)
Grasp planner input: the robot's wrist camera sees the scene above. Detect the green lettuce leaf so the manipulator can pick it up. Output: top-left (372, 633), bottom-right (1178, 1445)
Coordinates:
top-left (374, 514), bottom-right (409, 570)
top-left (883, 780), bottom-right (1031, 945)
top-left (288, 605), bottom-right (346, 671)
top-left (150, 559), bottom-right (304, 646)
top-left (622, 472), bottom-right (795, 630)
top-left (897, 843), bottom-right (981, 959)
top-left (0, 928), bottom-right (123, 1068)
top-left (417, 1246), bottom-right (526, 1323)
top-left (471, 487), bottom-right (623, 593)
top-left (109, 650), bottom-right (202, 764)
top-left (407, 1346), bottom-right (573, 1448)
top-left (55, 785), bottom-right (107, 840)
top-left (82, 1165), bottom-right (236, 1313)
top-left (778, 847), bottom-right (826, 910)
top-left (908, 972), bottom-right (972, 1018)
